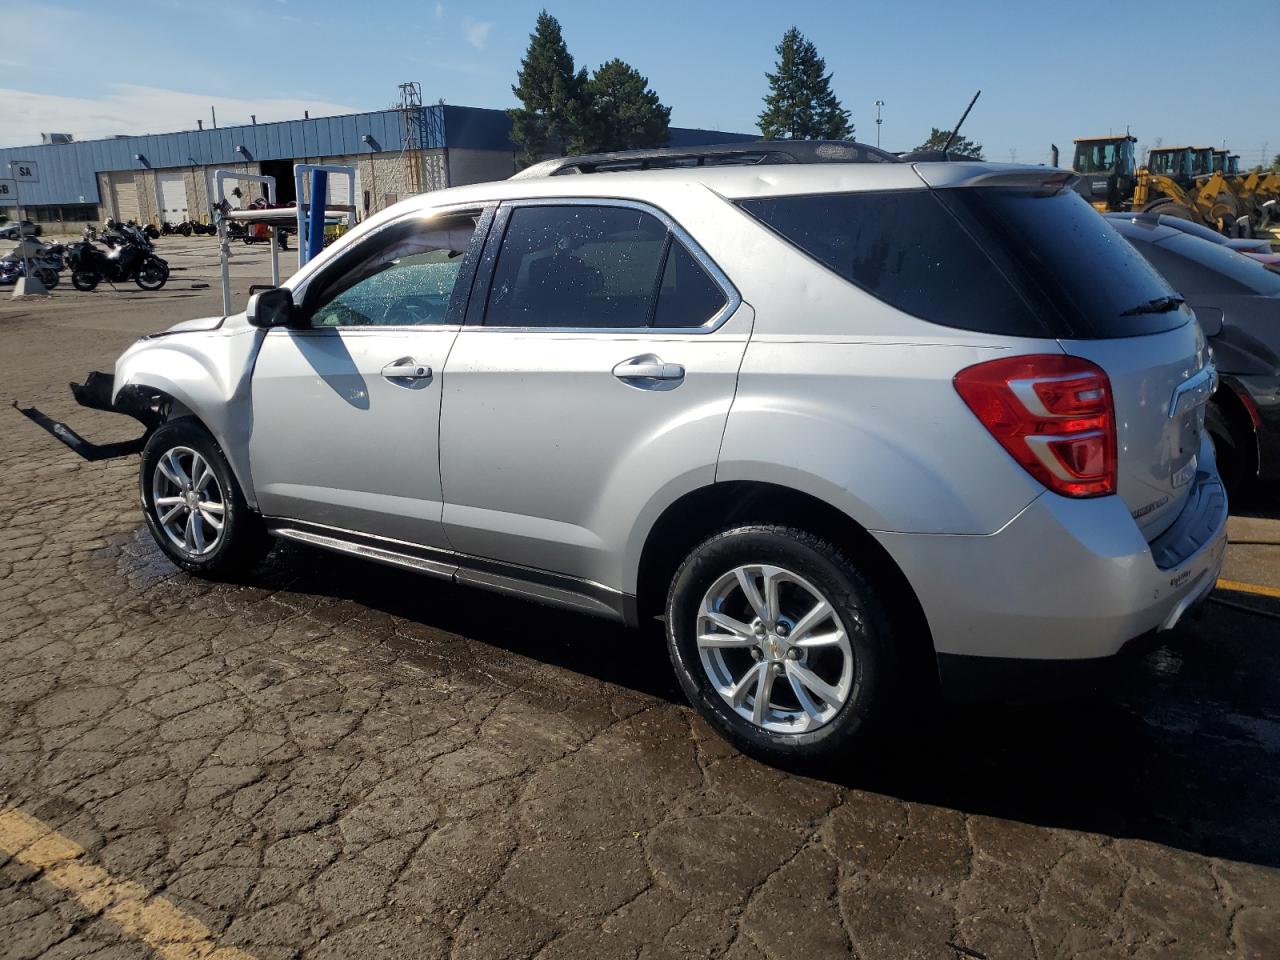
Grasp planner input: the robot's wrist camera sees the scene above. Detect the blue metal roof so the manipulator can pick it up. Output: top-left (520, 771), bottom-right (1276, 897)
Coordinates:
top-left (0, 105), bottom-right (753, 205)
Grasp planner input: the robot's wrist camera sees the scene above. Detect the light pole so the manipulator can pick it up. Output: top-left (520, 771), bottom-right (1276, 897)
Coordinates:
top-left (874, 100), bottom-right (885, 149)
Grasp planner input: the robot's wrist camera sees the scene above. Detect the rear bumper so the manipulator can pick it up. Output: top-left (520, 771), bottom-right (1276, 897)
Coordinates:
top-left (874, 461), bottom-right (1227, 698)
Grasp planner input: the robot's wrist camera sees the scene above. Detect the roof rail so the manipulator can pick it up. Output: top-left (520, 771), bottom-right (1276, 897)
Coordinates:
top-left (510, 140), bottom-right (898, 179)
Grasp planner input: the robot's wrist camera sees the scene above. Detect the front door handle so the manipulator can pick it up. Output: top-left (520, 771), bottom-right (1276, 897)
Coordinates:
top-left (612, 356), bottom-right (685, 382)
top-left (382, 357), bottom-right (432, 382)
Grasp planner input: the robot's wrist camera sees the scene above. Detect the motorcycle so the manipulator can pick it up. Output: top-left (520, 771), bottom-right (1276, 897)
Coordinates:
top-left (160, 220), bottom-right (193, 237)
top-left (66, 224), bottom-right (169, 291)
top-left (1, 238), bottom-right (64, 288)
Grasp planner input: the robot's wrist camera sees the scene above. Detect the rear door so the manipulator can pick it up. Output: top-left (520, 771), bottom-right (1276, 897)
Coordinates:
top-left (248, 206), bottom-right (489, 549)
top-left (438, 199), bottom-right (749, 588)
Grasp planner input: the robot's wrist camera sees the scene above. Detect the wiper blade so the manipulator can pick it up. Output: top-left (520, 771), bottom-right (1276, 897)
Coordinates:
top-left (1119, 295), bottom-right (1185, 317)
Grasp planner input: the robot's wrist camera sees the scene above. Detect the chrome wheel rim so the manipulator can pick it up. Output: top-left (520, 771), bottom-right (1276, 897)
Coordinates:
top-left (151, 446), bottom-right (225, 557)
top-left (697, 564), bottom-right (855, 734)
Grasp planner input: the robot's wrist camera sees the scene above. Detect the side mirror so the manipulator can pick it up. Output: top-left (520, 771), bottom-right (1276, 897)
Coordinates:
top-left (247, 287), bottom-right (297, 329)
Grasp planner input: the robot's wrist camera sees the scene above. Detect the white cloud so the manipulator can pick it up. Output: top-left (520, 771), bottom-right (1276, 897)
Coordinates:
top-left (462, 17), bottom-right (493, 50)
top-left (0, 84), bottom-right (361, 148)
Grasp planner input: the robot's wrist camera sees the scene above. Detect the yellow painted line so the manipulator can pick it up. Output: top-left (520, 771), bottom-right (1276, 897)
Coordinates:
top-left (1216, 578), bottom-right (1280, 600)
top-left (0, 806), bottom-right (257, 960)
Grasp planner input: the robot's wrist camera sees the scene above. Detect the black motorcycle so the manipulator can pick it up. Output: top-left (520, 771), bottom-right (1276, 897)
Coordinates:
top-left (67, 224), bottom-right (169, 291)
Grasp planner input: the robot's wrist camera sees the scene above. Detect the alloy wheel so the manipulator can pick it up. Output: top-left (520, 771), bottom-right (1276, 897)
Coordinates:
top-left (696, 564), bottom-right (855, 733)
top-left (151, 445), bottom-right (226, 557)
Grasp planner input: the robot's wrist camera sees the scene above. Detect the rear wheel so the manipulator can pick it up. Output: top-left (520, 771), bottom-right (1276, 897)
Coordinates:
top-left (140, 420), bottom-right (271, 577)
top-left (71, 270), bottom-right (100, 291)
top-left (35, 267), bottom-right (58, 289)
top-left (1206, 400), bottom-right (1253, 501)
top-left (665, 525), bottom-right (898, 763)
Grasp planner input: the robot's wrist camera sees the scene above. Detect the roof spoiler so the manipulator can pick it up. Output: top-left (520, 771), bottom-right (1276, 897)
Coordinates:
top-left (913, 164), bottom-right (1080, 191)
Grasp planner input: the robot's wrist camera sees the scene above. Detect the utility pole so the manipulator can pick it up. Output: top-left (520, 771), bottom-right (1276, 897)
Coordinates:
top-left (874, 100), bottom-right (885, 149)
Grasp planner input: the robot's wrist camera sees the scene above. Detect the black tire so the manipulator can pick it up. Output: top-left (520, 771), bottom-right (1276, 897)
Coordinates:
top-left (71, 270), bottom-right (100, 291)
top-left (665, 524), bottom-right (898, 763)
top-left (1206, 401), bottom-right (1251, 502)
top-left (35, 267), bottom-right (58, 289)
top-left (140, 419), bottom-right (271, 578)
top-left (134, 256), bottom-right (169, 291)
top-left (179, 223), bottom-right (192, 237)
top-left (1142, 198), bottom-right (1193, 220)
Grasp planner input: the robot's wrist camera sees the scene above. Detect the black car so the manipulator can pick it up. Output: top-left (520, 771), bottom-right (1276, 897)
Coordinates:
top-left (1111, 216), bottom-right (1280, 496)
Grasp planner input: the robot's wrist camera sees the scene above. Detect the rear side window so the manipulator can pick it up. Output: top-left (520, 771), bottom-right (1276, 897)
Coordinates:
top-left (740, 187), bottom-right (1186, 339)
top-left (739, 190), bottom-right (1046, 336)
top-left (485, 204), bottom-right (728, 329)
top-left (937, 187), bottom-right (1184, 338)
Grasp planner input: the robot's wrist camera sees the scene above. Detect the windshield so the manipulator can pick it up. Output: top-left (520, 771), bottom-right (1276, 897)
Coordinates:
top-left (1074, 142), bottom-right (1119, 174)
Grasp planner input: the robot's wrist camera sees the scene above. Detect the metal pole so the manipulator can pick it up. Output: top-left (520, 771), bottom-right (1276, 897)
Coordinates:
top-left (875, 101), bottom-right (884, 149)
top-left (306, 170), bottom-right (328, 265)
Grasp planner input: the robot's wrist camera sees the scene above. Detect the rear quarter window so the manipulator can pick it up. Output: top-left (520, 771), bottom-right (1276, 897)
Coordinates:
top-left (740, 187), bottom-right (1189, 339)
top-left (738, 190), bottom-right (1048, 337)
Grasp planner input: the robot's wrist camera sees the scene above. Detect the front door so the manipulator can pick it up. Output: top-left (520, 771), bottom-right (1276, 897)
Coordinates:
top-left (249, 207), bottom-right (489, 549)
top-left (439, 200), bottom-right (750, 589)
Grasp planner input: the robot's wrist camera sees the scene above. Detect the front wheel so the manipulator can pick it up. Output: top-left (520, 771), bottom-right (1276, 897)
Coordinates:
top-left (134, 256), bottom-right (169, 290)
top-left (71, 270), bottom-right (100, 291)
top-left (35, 267), bottom-right (59, 289)
top-left (140, 420), bottom-right (271, 577)
top-left (665, 525), bottom-right (897, 763)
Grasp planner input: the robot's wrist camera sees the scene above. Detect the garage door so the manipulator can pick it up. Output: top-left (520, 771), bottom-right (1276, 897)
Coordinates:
top-left (320, 169), bottom-right (361, 213)
top-left (156, 171), bottom-right (188, 223)
top-left (108, 171), bottom-right (140, 222)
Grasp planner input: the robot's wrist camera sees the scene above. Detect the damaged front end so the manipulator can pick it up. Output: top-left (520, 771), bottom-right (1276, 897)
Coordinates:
top-left (14, 371), bottom-right (168, 462)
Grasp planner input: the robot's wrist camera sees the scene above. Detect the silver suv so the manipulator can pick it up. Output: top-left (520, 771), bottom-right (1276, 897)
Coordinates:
top-left (37, 144), bottom-right (1228, 761)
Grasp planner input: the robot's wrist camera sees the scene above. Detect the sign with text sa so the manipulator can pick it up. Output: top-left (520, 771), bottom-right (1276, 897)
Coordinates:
top-left (9, 161), bottom-right (38, 182)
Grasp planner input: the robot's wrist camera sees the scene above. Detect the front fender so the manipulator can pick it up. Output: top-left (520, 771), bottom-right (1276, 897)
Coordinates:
top-left (114, 327), bottom-right (264, 507)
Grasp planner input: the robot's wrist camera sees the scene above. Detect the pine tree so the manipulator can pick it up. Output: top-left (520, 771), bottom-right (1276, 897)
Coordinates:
top-left (758, 27), bottom-right (853, 141)
top-left (509, 11), bottom-right (589, 167)
top-left (580, 59), bottom-right (671, 153)
top-left (913, 127), bottom-right (985, 159)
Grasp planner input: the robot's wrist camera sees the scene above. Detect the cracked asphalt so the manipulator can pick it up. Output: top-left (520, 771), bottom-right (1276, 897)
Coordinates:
top-left (1, 239), bottom-right (1279, 959)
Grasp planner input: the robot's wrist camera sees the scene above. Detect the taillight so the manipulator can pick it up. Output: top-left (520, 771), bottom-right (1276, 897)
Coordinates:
top-left (954, 355), bottom-right (1117, 498)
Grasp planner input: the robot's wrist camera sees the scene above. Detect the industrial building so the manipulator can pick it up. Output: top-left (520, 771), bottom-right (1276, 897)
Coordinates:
top-left (0, 101), bottom-right (755, 229)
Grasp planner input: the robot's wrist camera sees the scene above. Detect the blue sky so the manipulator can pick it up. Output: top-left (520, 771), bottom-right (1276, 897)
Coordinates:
top-left (2, 0), bottom-right (1277, 165)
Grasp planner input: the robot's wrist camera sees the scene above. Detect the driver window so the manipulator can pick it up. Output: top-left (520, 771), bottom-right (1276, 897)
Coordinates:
top-left (308, 213), bottom-right (479, 328)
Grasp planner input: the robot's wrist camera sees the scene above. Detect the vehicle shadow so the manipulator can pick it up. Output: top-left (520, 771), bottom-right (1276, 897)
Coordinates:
top-left (250, 542), bottom-right (1280, 871)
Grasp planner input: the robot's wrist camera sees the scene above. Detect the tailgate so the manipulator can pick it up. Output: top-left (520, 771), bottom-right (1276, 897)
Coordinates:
top-left (1064, 320), bottom-right (1213, 541)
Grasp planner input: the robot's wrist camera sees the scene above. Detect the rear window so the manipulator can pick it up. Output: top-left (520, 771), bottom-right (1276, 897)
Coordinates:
top-left (1132, 233), bottom-right (1280, 298)
top-left (739, 187), bottom-right (1185, 339)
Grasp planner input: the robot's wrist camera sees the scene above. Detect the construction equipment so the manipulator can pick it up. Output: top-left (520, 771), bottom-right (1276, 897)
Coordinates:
top-left (1070, 135), bottom-right (1138, 213)
top-left (1069, 134), bottom-right (1250, 235)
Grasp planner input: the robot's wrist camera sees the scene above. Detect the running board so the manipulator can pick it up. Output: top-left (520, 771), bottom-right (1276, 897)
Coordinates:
top-left (266, 518), bottom-right (634, 624)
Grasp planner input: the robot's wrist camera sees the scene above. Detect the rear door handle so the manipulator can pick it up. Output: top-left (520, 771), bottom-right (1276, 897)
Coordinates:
top-left (382, 358), bottom-right (432, 381)
top-left (612, 357), bottom-right (685, 382)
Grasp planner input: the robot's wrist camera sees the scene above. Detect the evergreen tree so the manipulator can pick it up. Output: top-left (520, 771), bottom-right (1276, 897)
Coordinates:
top-left (580, 59), bottom-right (671, 153)
top-left (758, 27), bottom-right (853, 141)
top-left (509, 11), bottom-right (588, 167)
top-left (912, 127), bottom-right (985, 159)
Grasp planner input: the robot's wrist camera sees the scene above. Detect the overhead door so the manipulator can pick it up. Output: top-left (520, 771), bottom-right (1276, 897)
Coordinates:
top-left (156, 171), bottom-right (188, 223)
top-left (108, 171), bottom-right (140, 222)
top-left (321, 169), bottom-right (361, 214)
